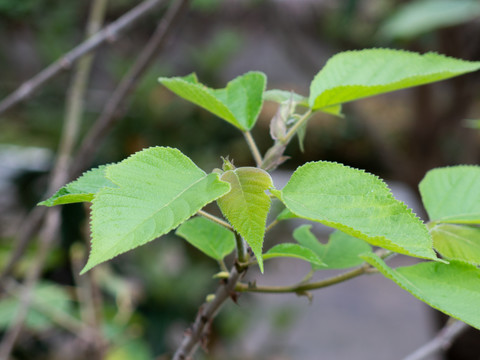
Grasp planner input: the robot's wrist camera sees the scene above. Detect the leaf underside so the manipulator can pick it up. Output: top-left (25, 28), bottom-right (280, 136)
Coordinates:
top-left (419, 165), bottom-right (480, 224)
top-left (362, 253), bottom-right (480, 330)
top-left (176, 216), bottom-right (236, 261)
top-left (309, 49), bottom-right (480, 110)
top-left (281, 161), bottom-right (437, 260)
top-left (263, 243), bottom-right (325, 266)
top-left (431, 224), bottom-right (480, 266)
top-left (39, 165), bottom-right (116, 206)
top-left (159, 72), bottom-right (266, 131)
top-left (82, 147), bottom-right (230, 274)
top-left (216, 167), bottom-right (273, 273)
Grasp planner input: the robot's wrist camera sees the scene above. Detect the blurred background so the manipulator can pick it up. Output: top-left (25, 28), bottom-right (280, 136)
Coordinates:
top-left (0, 0), bottom-right (479, 359)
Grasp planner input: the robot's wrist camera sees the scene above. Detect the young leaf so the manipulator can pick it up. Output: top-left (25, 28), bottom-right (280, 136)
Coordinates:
top-left (280, 161), bottom-right (437, 260)
top-left (159, 72), bottom-right (266, 131)
top-left (293, 225), bottom-right (372, 270)
top-left (216, 167), bottom-right (273, 273)
top-left (309, 49), bottom-right (480, 110)
top-left (82, 147), bottom-right (231, 274)
top-left (263, 89), bottom-right (309, 107)
top-left (39, 165), bottom-right (116, 206)
top-left (361, 253), bottom-right (480, 330)
top-left (175, 216), bottom-right (236, 261)
top-left (419, 165), bottom-right (480, 224)
top-left (430, 223), bottom-right (480, 266)
top-left (263, 243), bottom-right (325, 266)
top-left (263, 89), bottom-right (343, 117)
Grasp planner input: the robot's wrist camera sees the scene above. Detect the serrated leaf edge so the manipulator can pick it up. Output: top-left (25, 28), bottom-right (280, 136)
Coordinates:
top-left (282, 161), bottom-right (436, 260)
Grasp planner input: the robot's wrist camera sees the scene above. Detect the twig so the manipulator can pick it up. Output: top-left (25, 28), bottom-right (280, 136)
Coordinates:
top-left (172, 266), bottom-right (245, 360)
top-left (402, 319), bottom-right (470, 360)
top-left (70, 0), bottom-right (190, 179)
top-left (0, 0), bottom-right (165, 116)
top-left (235, 263), bottom-right (370, 294)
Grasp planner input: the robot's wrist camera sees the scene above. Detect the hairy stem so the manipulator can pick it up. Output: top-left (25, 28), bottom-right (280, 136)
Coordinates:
top-left (282, 108), bottom-right (312, 144)
top-left (243, 131), bottom-right (263, 167)
top-left (197, 210), bottom-right (233, 230)
top-left (235, 233), bottom-right (248, 265)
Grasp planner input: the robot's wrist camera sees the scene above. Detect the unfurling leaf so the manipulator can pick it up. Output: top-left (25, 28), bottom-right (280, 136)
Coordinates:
top-left (280, 161), bottom-right (437, 260)
top-left (176, 217), bottom-right (236, 261)
top-left (159, 72), bottom-right (266, 131)
top-left (217, 167), bottom-right (273, 273)
top-left (82, 147), bottom-right (231, 274)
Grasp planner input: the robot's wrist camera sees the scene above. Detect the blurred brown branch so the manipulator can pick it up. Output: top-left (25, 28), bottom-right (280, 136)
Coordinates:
top-left (0, 0), bottom-right (191, 358)
top-left (0, 0), bottom-right (165, 116)
top-left (402, 319), bottom-right (470, 360)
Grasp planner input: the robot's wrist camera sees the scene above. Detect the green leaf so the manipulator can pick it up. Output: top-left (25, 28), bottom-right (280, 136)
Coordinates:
top-left (464, 119), bottom-right (480, 129)
top-left (39, 165), bottom-right (116, 206)
top-left (362, 253), bottom-right (480, 330)
top-left (82, 147), bottom-right (231, 274)
top-left (276, 208), bottom-right (299, 221)
top-left (379, 0), bottom-right (480, 40)
top-left (217, 167), bottom-right (273, 273)
top-left (263, 89), bottom-right (309, 107)
top-left (175, 216), bottom-right (236, 260)
top-left (159, 72), bottom-right (266, 131)
top-left (280, 161), bottom-right (437, 260)
top-left (0, 282), bottom-right (72, 331)
top-left (431, 223), bottom-right (480, 266)
top-left (309, 49), bottom-right (480, 110)
top-left (263, 243), bottom-right (325, 266)
top-left (419, 165), bottom-right (480, 224)
top-left (293, 225), bottom-right (372, 270)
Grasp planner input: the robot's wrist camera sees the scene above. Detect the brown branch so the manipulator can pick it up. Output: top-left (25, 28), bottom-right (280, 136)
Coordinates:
top-left (402, 320), bottom-right (470, 360)
top-left (0, 0), bottom-right (165, 116)
top-left (172, 266), bottom-right (245, 360)
top-left (70, 0), bottom-right (191, 179)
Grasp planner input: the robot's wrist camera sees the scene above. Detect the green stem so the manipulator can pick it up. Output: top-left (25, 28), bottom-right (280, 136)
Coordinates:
top-left (235, 263), bottom-right (369, 294)
top-left (235, 233), bottom-right (248, 264)
top-left (282, 108), bottom-right (312, 144)
top-left (265, 219), bottom-right (279, 233)
top-left (218, 259), bottom-right (228, 272)
top-left (197, 210), bottom-right (233, 230)
top-left (243, 131), bottom-right (263, 167)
